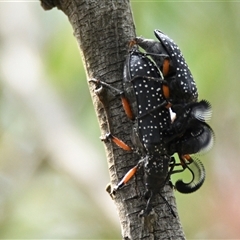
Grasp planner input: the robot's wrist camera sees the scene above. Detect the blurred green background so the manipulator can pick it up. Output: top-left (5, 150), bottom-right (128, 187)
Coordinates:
top-left (0, 1), bottom-right (239, 239)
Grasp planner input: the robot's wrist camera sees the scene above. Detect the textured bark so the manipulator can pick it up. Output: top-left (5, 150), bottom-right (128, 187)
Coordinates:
top-left (40, 1), bottom-right (186, 239)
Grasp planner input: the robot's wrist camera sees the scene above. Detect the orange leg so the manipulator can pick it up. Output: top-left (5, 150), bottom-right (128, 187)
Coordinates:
top-left (181, 154), bottom-right (194, 163)
top-left (169, 155), bottom-right (191, 175)
top-left (162, 83), bottom-right (170, 99)
top-left (129, 39), bottom-right (137, 48)
top-left (162, 58), bottom-right (170, 77)
top-left (121, 96), bottom-right (134, 120)
top-left (102, 133), bottom-right (132, 151)
top-left (113, 165), bottom-right (138, 192)
top-left (89, 78), bottom-right (135, 121)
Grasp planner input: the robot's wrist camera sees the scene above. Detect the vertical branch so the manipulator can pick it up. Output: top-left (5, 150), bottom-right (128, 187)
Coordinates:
top-left (39, 1), bottom-right (185, 239)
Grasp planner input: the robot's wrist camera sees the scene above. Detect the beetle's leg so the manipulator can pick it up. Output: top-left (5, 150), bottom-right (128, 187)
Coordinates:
top-left (101, 132), bottom-right (132, 151)
top-left (89, 78), bottom-right (134, 120)
top-left (89, 78), bottom-right (124, 95)
top-left (139, 190), bottom-right (176, 218)
top-left (113, 165), bottom-right (138, 192)
top-left (139, 190), bottom-right (153, 217)
top-left (111, 159), bottom-right (144, 195)
top-left (120, 96), bottom-right (134, 120)
top-left (162, 58), bottom-right (171, 77)
top-left (168, 155), bottom-right (192, 175)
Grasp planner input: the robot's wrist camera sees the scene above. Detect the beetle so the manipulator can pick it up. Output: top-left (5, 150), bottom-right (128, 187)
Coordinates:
top-left (92, 46), bottom-right (174, 216)
top-left (90, 46), bottom-right (213, 216)
top-left (122, 47), bottom-right (174, 216)
top-left (134, 29), bottom-right (198, 105)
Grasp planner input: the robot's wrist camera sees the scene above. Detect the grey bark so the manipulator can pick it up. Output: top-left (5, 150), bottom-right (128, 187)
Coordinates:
top-left (40, 0), bottom-right (186, 239)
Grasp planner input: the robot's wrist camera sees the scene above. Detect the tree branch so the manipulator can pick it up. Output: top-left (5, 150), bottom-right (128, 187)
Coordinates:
top-left (39, 1), bottom-right (186, 239)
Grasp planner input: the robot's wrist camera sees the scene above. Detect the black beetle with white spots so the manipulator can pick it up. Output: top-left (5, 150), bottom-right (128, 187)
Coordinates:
top-left (89, 30), bottom-right (214, 217)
